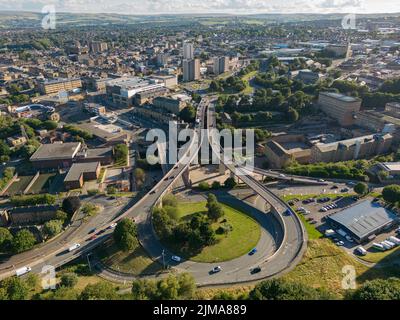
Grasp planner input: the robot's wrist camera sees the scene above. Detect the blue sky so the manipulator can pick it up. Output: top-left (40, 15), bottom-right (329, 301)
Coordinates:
top-left (0, 0), bottom-right (399, 14)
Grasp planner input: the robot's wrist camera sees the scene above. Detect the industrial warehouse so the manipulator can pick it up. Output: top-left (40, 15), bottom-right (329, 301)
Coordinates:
top-left (327, 200), bottom-right (398, 243)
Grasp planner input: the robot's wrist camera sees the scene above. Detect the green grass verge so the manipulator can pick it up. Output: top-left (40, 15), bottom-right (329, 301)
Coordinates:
top-left (297, 213), bottom-right (323, 240)
top-left (359, 246), bottom-right (400, 264)
top-left (283, 239), bottom-right (399, 296)
top-left (97, 243), bottom-right (163, 275)
top-left (168, 201), bottom-right (261, 263)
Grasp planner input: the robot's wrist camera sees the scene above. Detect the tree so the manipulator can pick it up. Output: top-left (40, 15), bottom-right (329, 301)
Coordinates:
top-left (55, 210), bottom-right (68, 222)
top-left (133, 168), bottom-right (146, 186)
top-left (198, 182), bottom-right (210, 191)
top-left (177, 273), bottom-right (196, 299)
top-left (206, 194), bottom-right (224, 221)
top-left (249, 278), bottom-right (332, 300)
top-left (79, 282), bottom-right (117, 300)
top-left (287, 107), bottom-right (299, 122)
top-left (42, 220), bottom-right (63, 238)
top-left (351, 278), bottom-right (400, 300)
top-left (179, 105), bottom-right (196, 123)
top-left (47, 286), bottom-right (79, 300)
top-left (113, 218), bottom-right (138, 251)
top-left (211, 181), bottom-right (221, 189)
top-left (382, 185), bottom-right (400, 204)
top-left (224, 177), bottom-right (237, 189)
top-left (156, 275), bottom-right (180, 300)
top-left (131, 279), bottom-right (157, 300)
top-left (0, 140), bottom-right (10, 157)
top-left (42, 120), bottom-right (58, 130)
top-left (113, 143), bottom-right (128, 165)
top-left (0, 277), bottom-right (29, 300)
top-left (12, 229), bottom-right (36, 253)
top-left (62, 196), bottom-right (81, 216)
top-left (60, 273), bottom-right (78, 288)
top-left (0, 227), bottom-right (13, 252)
top-left (354, 182), bottom-right (369, 196)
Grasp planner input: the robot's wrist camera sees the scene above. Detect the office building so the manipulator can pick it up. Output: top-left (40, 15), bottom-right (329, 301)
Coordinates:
top-left (38, 78), bottom-right (82, 95)
top-left (183, 42), bottom-right (194, 60)
top-left (213, 56), bottom-right (229, 75)
top-left (105, 77), bottom-right (165, 107)
top-left (90, 41), bottom-right (108, 53)
top-left (183, 59), bottom-right (200, 82)
top-left (311, 133), bottom-right (393, 163)
top-left (64, 162), bottom-right (101, 190)
top-left (153, 94), bottom-right (190, 115)
top-left (318, 92), bottom-right (361, 126)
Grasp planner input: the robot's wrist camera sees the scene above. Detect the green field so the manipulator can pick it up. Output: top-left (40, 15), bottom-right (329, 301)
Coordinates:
top-left (5, 175), bottom-right (33, 195)
top-left (166, 201), bottom-right (261, 263)
top-left (29, 173), bottom-right (56, 194)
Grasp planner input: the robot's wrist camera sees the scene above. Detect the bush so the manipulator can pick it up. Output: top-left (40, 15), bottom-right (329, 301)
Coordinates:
top-left (354, 182), bottom-right (369, 195)
top-left (42, 220), bottom-right (63, 239)
top-left (10, 194), bottom-right (56, 207)
top-left (382, 185), bottom-right (400, 204)
top-left (12, 229), bottom-right (36, 253)
top-left (224, 177), bottom-right (237, 189)
top-left (60, 273), bottom-right (78, 288)
top-left (198, 182), bottom-right (210, 191)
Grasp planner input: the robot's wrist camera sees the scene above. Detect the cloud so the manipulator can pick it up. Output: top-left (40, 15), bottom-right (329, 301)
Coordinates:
top-left (0, 0), bottom-right (398, 14)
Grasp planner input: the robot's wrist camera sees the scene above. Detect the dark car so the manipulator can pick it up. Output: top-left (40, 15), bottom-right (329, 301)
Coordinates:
top-left (250, 267), bottom-right (261, 274)
top-left (248, 248), bottom-right (257, 255)
top-left (88, 228), bottom-right (96, 234)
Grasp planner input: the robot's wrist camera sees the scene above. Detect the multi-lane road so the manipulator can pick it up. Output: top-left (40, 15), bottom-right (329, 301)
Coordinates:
top-left (0, 97), bottom-right (306, 286)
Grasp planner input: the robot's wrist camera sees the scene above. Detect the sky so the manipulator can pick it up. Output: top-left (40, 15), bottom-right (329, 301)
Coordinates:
top-left (0, 0), bottom-right (399, 15)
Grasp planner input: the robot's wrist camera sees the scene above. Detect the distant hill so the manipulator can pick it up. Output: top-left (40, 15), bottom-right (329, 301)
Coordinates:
top-left (0, 11), bottom-right (399, 29)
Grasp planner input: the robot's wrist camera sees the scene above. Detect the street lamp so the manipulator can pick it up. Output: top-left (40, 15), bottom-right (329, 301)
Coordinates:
top-left (162, 250), bottom-right (165, 269)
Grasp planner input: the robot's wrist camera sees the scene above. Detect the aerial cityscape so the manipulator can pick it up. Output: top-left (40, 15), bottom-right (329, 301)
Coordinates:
top-left (0, 1), bottom-right (400, 306)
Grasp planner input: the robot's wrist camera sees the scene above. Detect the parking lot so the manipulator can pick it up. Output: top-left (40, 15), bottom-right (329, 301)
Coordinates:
top-left (287, 189), bottom-right (400, 258)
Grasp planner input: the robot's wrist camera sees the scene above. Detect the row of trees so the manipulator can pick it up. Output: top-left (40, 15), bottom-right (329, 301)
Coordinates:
top-left (10, 194), bottom-right (57, 207)
top-left (285, 160), bottom-right (370, 181)
top-left (197, 177), bottom-right (237, 191)
top-left (0, 228), bottom-right (36, 254)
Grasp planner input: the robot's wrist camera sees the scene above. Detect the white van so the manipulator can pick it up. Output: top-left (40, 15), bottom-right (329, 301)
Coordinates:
top-left (372, 243), bottom-right (385, 251)
top-left (68, 243), bottom-right (81, 252)
top-left (380, 241), bottom-right (393, 250)
top-left (355, 246), bottom-right (367, 256)
top-left (388, 236), bottom-right (400, 245)
top-left (15, 266), bottom-right (32, 277)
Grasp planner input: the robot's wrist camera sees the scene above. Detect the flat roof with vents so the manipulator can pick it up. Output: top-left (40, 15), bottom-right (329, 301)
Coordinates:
top-left (327, 200), bottom-right (397, 242)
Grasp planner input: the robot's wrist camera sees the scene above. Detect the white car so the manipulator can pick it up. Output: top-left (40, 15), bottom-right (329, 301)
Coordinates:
top-left (336, 241), bottom-right (345, 246)
top-left (68, 243), bottom-right (81, 252)
top-left (211, 266), bottom-right (222, 273)
top-left (171, 255), bottom-right (182, 262)
top-left (108, 223), bottom-right (117, 229)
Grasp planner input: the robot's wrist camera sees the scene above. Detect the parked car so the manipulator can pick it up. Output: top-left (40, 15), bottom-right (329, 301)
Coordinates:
top-left (171, 255), bottom-right (182, 262)
top-left (335, 241), bottom-right (344, 246)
